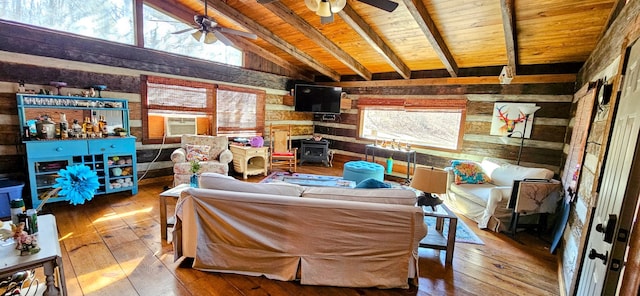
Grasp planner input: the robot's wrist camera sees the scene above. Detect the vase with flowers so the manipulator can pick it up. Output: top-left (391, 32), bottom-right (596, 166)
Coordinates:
top-left (190, 160), bottom-right (201, 188)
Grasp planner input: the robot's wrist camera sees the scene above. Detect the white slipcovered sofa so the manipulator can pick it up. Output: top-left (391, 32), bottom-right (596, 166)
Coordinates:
top-left (173, 173), bottom-right (427, 289)
top-left (444, 158), bottom-right (554, 231)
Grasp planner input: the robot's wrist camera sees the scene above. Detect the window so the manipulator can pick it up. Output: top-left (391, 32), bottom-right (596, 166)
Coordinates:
top-left (143, 4), bottom-right (242, 66)
top-left (142, 76), bottom-right (265, 144)
top-left (216, 86), bottom-right (265, 137)
top-left (142, 76), bottom-right (215, 144)
top-left (358, 98), bottom-right (467, 151)
top-left (0, 0), bottom-right (134, 44)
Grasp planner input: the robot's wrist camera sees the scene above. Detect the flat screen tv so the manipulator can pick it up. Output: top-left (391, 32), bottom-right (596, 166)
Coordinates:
top-left (294, 84), bottom-right (342, 114)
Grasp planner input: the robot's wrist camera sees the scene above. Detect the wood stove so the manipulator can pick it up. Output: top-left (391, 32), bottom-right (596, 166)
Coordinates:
top-left (299, 139), bottom-right (330, 167)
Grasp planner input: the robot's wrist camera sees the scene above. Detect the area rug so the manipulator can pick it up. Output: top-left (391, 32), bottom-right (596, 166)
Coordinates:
top-left (260, 171), bottom-right (355, 187)
top-left (424, 216), bottom-right (484, 245)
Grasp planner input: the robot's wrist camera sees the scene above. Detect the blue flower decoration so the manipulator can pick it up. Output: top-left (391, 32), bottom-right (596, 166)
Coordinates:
top-left (53, 165), bottom-right (100, 205)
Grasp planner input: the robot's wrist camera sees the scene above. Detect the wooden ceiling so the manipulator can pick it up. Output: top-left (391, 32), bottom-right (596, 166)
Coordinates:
top-left (146, 0), bottom-right (618, 82)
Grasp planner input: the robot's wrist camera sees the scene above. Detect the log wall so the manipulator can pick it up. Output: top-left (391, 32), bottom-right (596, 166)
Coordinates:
top-left (0, 20), bottom-right (311, 187)
top-left (558, 1), bottom-right (640, 295)
top-left (317, 91), bottom-right (573, 175)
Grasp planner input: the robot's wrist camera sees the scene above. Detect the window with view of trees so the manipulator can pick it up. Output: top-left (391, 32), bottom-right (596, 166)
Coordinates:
top-left (0, 1), bottom-right (243, 66)
top-left (142, 76), bottom-right (264, 144)
top-left (358, 98), bottom-right (467, 151)
top-left (0, 0), bottom-right (134, 44)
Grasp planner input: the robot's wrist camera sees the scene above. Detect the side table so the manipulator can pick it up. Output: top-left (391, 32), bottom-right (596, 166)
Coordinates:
top-left (0, 214), bottom-right (66, 295)
top-left (230, 145), bottom-right (269, 179)
top-left (419, 203), bottom-right (458, 266)
top-left (159, 184), bottom-right (191, 241)
top-left (364, 144), bottom-right (417, 182)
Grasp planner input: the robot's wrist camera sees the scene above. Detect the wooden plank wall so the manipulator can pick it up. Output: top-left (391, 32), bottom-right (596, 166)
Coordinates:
top-left (0, 21), bottom-right (313, 187)
top-left (316, 90), bottom-right (574, 175)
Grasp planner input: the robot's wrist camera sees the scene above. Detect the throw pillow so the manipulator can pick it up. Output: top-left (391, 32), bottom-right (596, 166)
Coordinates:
top-left (185, 144), bottom-right (211, 161)
top-left (356, 178), bottom-right (392, 189)
top-left (451, 160), bottom-right (490, 185)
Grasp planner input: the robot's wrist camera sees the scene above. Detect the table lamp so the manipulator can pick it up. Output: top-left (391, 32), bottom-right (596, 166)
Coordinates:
top-left (411, 166), bottom-right (448, 210)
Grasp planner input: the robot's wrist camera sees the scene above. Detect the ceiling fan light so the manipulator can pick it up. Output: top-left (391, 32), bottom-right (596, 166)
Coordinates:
top-left (305, 0), bottom-right (320, 11)
top-left (191, 30), bottom-right (203, 42)
top-left (204, 31), bottom-right (217, 44)
top-left (317, 0), bottom-right (332, 17)
top-left (330, 0), bottom-right (346, 13)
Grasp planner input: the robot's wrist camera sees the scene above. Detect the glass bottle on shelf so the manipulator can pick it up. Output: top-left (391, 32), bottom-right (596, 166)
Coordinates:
top-left (99, 115), bottom-right (108, 137)
top-left (82, 117), bottom-right (92, 134)
top-left (59, 113), bottom-right (68, 139)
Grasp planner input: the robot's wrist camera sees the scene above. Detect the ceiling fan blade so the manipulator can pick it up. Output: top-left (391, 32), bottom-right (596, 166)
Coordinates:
top-left (216, 27), bottom-right (257, 40)
top-left (213, 31), bottom-right (235, 47)
top-left (171, 27), bottom-right (196, 34)
top-left (321, 15), bottom-right (334, 24)
top-left (357, 0), bottom-right (398, 12)
top-left (256, 0), bottom-right (278, 3)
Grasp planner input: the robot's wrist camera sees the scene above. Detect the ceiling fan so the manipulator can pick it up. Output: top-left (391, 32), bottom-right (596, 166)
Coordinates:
top-left (258, 0), bottom-right (399, 24)
top-left (172, 0), bottom-right (258, 46)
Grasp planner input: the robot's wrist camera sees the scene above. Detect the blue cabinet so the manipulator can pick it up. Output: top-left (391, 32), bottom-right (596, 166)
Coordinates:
top-left (17, 94), bottom-right (138, 209)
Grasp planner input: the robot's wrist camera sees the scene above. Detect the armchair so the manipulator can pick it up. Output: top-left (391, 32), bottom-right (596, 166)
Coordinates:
top-left (171, 135), bottom-right (233, 186)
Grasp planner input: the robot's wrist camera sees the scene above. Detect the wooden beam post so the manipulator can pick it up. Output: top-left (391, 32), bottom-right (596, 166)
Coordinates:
top-left (402, 0), bottom-right (459, 77)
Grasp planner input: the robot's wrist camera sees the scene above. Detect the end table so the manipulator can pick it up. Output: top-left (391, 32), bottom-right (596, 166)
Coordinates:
top-left (230, 145), bottom-right (269, 179)
top-left (419, 203), bottom-right (458, 266)
top-left (159, 184), bottom-right (190, 241)
top-left (0, 214), bottom-right (66, 295)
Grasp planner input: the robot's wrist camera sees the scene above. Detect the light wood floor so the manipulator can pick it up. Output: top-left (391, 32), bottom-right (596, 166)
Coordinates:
top-left (42, 164), bottom-right (559, 296)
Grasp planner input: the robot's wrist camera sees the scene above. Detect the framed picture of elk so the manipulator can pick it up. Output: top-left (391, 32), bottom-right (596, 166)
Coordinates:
top-left (490, 102), bottom-right (538, 137)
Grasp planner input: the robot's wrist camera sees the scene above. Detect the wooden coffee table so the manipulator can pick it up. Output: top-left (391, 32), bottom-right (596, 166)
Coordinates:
top-left (419, 203), bottom-right (458, 266)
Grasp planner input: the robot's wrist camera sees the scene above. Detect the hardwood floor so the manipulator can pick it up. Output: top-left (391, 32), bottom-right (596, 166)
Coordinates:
top-left (41, 164), bottom-right (560, 296)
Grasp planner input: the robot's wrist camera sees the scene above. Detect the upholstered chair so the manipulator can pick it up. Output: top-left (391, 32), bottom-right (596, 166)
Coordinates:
top-left (171, 135), bottom-right (233, 186)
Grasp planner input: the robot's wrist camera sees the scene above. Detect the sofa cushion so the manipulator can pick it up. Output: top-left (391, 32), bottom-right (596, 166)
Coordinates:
top-left (451, 160), bottom-right (491, 185)
top-left (491, 164), bottom-right (554, 186)
top-left (185, 144), bottom-right (211, 161)
top-left (355, 178), bottom-right (392, 188)
top-left (301, 187), bottom-right (417, 205)
top-left (199, 172), bottom-right (304, 197)
top-left (449, 183), bottom-right (499, 206)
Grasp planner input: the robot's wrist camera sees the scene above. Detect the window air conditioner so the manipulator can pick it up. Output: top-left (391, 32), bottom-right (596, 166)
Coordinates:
top-left (165, 117), bottom-right (197, 137)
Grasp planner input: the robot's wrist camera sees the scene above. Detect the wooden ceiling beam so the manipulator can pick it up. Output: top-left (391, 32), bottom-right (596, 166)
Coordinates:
top-left (262, 1), bottom-right (372, 81)
top-left (500, 0), bottom-right (517, 75)
top-left (226, 35), bottom-right (314, 81)
top-left (322, 73), bottom-right (576, 87)
top-left (402, 0), bottom-right (458, 77)
top-left (207, 0), bottom-right (341, 81)
top-left (338, 4), bottom-right (411, 79)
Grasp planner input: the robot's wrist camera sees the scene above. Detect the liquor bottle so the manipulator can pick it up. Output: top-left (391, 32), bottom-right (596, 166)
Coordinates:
top-left (59, 113), bottom-right (68, 139)
top-left (99, 115), bottom-right (108, 136)
top-left (82, 117), bottom-right (92, 134)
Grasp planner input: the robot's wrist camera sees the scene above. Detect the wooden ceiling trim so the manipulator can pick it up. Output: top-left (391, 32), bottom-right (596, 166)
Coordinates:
top-left (261, 1), bottom-right (372, 81)
top-left (338, 4), bottom-right (411, 79)
top-left (402, 0), bottom-right (459, 77)
top-left (500, 0), bottom-right (517, 75)
top-left (323, 73), bottom-right (576, 87)
top-left (206, 0), bottom-right (341, 81)
top-left (227, 35), bottom-right (314, 81)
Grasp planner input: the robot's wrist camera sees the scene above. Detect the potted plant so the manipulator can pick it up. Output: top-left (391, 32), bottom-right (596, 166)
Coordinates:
top-left (113, 127), bottom-right (127, 137)
top-left (190, 160), bottom-right (201, 188)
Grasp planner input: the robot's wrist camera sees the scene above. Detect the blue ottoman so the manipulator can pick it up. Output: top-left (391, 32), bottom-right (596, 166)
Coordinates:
top-left (343, 161), bottom-right (384, 185)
